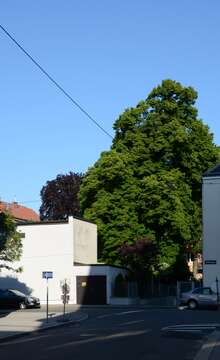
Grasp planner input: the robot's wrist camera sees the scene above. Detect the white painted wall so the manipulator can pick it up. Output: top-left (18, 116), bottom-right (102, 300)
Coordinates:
top-left (73, 265), bottom-right (128, 304)
top-left (1, 218), bottom-right (74, 304)
top-left (203, 177), bottom-right (220, 290)
top-left (73, 218), bottom-right (97, 264)
top-left (0, 216), bottom-right (128, 305)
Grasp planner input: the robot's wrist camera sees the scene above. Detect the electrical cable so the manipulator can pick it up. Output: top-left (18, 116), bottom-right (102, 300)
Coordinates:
top-left (0, 23), bottom-right (113, 139)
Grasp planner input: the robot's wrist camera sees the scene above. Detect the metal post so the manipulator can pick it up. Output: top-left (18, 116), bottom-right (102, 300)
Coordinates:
top-left (176, 281), bottom-right (180, 306)
top-left (63, 280), bottom-right (66, 318)
top-left (46, 278), bottom-right (49, 323)
top-left (216, 277), bottom-right (219, 303)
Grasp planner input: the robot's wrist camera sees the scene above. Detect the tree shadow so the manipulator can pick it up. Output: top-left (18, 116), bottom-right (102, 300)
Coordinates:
top-left (0, 276), bottom-right (32, 295)
top-left (0, 277), bottom-right (34, 339)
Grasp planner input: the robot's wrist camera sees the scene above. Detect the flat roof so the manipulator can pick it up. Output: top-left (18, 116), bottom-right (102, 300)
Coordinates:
top-left (18, 219), bottom-right (68, 226)
top-left (74, 262), bottom-right (129, 271)
top-left (203, 164), bottom-right (220, 178)
top-left (18, 216), bottom-right (95, 226)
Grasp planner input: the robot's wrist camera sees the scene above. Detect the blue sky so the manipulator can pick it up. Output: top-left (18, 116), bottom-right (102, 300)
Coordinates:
top-left (1, 1), bottom-right (220, 212)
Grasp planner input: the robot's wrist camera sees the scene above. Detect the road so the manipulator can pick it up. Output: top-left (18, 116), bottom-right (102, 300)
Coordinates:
top-left (0, 307), bottom-right (220, 360)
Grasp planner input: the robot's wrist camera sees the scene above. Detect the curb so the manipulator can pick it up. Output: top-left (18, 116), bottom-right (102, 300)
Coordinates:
top-left (194, 330), bottom-right (220, 360)
top-left (0, 313), bottom-right (88, 344)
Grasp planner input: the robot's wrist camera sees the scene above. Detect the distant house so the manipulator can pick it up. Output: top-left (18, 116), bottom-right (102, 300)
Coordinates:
top-left (0, 201), bottom-right (39, 223)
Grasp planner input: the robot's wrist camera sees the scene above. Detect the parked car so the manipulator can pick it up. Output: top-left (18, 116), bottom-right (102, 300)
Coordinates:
top-left (0, 289), bottom-right (40, 309)
top-left (180, 287), bottom-right (218, 309)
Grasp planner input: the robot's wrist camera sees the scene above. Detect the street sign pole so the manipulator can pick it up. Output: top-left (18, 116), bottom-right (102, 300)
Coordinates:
top-left (46, 277), bottom-right (49, 323)
top-left (64, 279), bottom-right (66, 318)
top-left (42, 271), bottom-right (53, 323)
top-left (216, 277), bottom-right (219, 303)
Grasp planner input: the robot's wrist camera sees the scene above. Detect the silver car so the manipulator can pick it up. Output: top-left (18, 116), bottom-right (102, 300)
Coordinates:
top-left (180, 287), bottom-right (218, 309)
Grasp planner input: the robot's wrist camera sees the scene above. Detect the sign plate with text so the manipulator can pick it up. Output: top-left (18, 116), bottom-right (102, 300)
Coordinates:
top-left (205, 260), bottom-right (217, 265)
top-left (42, 271), bottom-right (53, 279)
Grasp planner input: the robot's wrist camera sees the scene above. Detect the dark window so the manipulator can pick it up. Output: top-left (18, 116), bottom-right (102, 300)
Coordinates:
top-left (192, 288), bottom-right (202, 294)
top-left (2, 290), bottom-right (15, 298)
top-left (202, 288), bottom-right (212, 295)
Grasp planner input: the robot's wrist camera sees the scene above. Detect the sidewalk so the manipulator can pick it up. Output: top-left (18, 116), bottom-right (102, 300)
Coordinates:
top-left (194, 330), bottom-right (220, 360)
top-left (0, 308), bottom-right (88, 343)
top-left (208, 331), bottom-right (220, 360)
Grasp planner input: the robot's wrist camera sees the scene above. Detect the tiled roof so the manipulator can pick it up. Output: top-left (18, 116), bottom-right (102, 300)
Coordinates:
top-left (0, 202), bottom-right (40, 222)
top-left (203, 164), bottom-right (220, 177)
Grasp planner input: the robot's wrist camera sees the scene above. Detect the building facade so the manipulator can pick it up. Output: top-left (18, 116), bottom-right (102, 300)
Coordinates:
top-left (0, 216), bottom-right (127, 304)
top-left (203, 164), bottom-right (220, 290)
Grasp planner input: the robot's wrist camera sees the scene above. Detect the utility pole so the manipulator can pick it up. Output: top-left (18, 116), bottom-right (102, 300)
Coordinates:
top-left (216, 277), bottom-right (219, 303)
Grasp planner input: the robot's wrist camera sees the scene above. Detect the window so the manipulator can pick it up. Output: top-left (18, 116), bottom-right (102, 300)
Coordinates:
top-left (2, 290), bottom-right (15, 298)
top-left (202, 288), bottom-right (212, 295)
top-left (192, 287), bottom-right (212, 295)
top-left (192, 288), bottom-right (202, 294)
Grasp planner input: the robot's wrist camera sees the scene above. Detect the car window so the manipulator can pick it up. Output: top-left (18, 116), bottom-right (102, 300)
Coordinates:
top-left (202, 288), bottom-right (212, 295)
top-left (2, 290), bottom-right (15, 297)
top-left (0, 290), bottom-right (9, 298)
top-left (192, 288), bottom-right (202, 294)
top-left (10, 289), bottom-right (25, 297)
top-left (0, 290), bottom-right (5, 297)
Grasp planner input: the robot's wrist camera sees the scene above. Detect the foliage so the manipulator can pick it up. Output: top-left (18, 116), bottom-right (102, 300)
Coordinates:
top-left (120, 237), bottom-right (158, 278)
top-left (113, 274), bottom-right (128, 297)
top-left (80, 80), bottom-right (219, 276)
top-left (171, 253), bottom-right (192, 281)
top-left (40, 172), bottom-right (83, 220)
top-left (0, 212), bottom-right (22, 271)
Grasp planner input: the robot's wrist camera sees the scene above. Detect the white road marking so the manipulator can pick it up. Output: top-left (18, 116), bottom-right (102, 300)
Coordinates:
top-left (96, 310), bottom-right (145, 319)
top-left (194, 330), bottom-right (220, 360)
top-left (161, 323), bottom-right (220, 333)
top-left (115, 310), bottom-right (146, 316)
top-left (0, 334), bottom-right (50, 346)
top-left (169, 329), bottom-right (203, 333)
top-left (178, 306), bottom-right (188, 310)
top-left (162, 323), bottom-right (220, 330)
top-left (47, 329), bottom-right (151, 351)
top-left (118, 320), bottom-right (145, 326)
top-left (96, 314), bottom-right (113, 319)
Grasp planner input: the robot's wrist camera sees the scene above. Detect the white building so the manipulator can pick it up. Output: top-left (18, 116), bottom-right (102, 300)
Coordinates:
top-left (203, 164), bottom-right (220, 290)
top-left (0, 217), bottom-right (128, 304)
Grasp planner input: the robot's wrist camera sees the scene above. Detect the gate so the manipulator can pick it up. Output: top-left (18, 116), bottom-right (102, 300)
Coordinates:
top-left (76, 275), bottom-right (107, 305)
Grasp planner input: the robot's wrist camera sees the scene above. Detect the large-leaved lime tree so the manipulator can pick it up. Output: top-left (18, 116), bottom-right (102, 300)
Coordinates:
top-left (80, 80), bottom-right (219, 278)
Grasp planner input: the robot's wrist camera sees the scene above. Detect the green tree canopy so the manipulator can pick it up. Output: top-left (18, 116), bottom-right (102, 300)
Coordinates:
top-left (80, 80), bottom-right (219, 275)
top-left (0, 212), bottom-right (22, 271)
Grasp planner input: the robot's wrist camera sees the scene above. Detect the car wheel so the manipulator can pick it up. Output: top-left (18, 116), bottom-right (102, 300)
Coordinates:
top-left (19, 302), bottom-right (26, 310)
top-left (188, 299), bottom-right (197, 310)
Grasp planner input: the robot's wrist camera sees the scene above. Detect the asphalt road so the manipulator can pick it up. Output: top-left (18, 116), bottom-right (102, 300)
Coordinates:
top-left (1, 307), bottom-right (220, 360)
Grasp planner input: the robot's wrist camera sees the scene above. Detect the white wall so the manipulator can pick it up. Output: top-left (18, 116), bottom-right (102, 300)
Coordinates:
top-left (73, 265), bottom-right (128, 304)
top-left (203, 177), bottom-right (220, 290)
top-left (73, 218), bottom-right (97, 264)
top-left (0, 218), bottom-right (74, 304)
top-left (0, 216), bottom-right (126, 305)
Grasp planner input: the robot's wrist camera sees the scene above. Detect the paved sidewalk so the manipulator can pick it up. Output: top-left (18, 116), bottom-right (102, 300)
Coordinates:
top-left (194, 330), bottom-right (220, 360)
top-left (0, 309), bottom-right (88, 342)
top-left (208, 331), bottom-right (220, 360)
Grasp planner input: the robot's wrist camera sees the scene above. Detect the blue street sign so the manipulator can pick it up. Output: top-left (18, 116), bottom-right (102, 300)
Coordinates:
top-left (42, 271), bottom-right (53, 279)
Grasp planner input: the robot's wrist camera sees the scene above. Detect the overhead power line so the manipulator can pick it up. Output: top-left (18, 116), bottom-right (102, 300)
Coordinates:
top-left (0, 23), bottom-right (113, 139)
